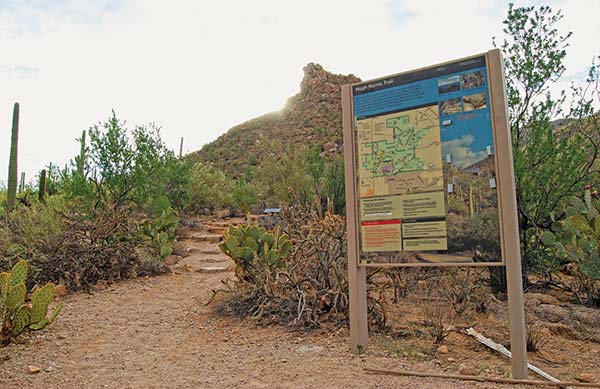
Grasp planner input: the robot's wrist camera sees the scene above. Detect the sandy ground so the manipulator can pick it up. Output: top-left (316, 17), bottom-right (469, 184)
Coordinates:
top-left (0, 220), bottom-right (592, 388)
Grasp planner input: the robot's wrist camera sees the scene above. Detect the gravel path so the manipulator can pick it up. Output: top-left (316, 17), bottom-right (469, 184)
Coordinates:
top-left (0, 222), bottom-right (534, 388)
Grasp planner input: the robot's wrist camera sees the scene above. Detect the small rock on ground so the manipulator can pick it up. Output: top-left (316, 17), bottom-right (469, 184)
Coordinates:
top-left (296, 345), bottom-right (324, 354)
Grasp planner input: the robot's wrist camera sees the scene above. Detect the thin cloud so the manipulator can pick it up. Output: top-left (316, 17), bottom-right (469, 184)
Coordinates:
top-left (0, 0), bottom-right (598, 181)
top-left (442, 135), bottom-right (488, 168)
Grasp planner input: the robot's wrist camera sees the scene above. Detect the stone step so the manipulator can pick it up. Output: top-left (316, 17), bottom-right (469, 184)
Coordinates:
top-left (202, 248), bottom-right (223, 254)
top-left (196, 265), bottom-right (231, 273)
top-left (205, 226), bottom-right (227, 234)
top-left (207, 221), bottom-right (235, 228)
top-left (189, 234), bottom-right (221, 243)
top-left (201, 257), bottom-right (228, 263)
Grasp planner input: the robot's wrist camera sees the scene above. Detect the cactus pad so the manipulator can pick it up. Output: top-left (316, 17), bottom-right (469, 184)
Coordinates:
top-left (10, 260), bottom-right (28, 286)
top-left (220, 223), bottom-right (292, 279)
top-left (48, 301), bottom-right (64, 324)
top-left (12, 305), bottom-right (31, 335)
top-left (7, 283), bottom-right (26, 312)
top-left (243, 237), bottom-right (259, 252)
top-left (0, 272), bottom-right (10, 301)
top-left (225, 236), bottom-right (240, 251)
top-left (30, 283), bottom-right (55, 325)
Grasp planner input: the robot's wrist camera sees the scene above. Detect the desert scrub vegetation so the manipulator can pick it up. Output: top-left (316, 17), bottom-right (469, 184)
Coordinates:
top-left (496, 4), bottom-right (600, 299)
top-left (214, 191), bottom-right (410, 328)
top-left (0, 110), bottom-right (187, 293)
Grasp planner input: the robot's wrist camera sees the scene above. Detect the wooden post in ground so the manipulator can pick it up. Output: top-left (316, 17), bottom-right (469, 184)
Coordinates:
top-left (342, 84), bottom-right (369, 354)
top-left (487, 48), bottom-right (528, 379)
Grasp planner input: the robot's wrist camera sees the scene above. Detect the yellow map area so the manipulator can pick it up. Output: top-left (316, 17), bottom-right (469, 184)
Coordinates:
top-left (357, 105), bottom-right (443, 198)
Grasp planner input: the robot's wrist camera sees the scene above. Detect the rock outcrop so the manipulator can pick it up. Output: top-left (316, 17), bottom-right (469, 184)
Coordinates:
top-left (194, 63), bottom-right (360, 177)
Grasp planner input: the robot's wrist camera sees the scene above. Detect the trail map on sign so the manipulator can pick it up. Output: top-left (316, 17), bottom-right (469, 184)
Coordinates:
top-left (357, 105), bottom-right (443, 198)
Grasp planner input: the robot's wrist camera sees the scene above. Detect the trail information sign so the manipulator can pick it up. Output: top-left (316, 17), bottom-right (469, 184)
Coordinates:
top-left (348, 52), bottom-right (509, 265)
top-left (342, 49), bottom-right (528, 378)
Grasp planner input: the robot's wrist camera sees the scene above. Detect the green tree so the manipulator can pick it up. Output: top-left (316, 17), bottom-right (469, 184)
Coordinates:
top-left (80, 111), bottom-right (188, 213)
top-left (496, 4), bottom-right (600, 278)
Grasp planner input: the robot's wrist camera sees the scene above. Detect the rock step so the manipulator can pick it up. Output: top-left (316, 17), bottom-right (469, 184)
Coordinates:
top-left (183, 247), bottom-right (223, 255)
top-left (184, 255), bottom-right (227, 264)
top-left (201, 257), bottom-right (227, 263)
top-left (196, 265), bottom-right (231, 273)
top-left (205, 226), bottom-right (227, 234)
top-left (189, 234), bottom-right (221, 243)
top-left (200, 248), bottom-right (222, 254)
top-left (207, 221), bottom-right (235, 228)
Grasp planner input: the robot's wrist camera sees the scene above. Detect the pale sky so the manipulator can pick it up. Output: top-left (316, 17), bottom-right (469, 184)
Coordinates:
top-left (1, 0), bottom-right (599, 184)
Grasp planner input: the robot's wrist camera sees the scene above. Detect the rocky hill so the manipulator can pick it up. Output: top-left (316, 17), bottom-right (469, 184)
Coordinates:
top-left (193, 63), bottom-right (361, 178)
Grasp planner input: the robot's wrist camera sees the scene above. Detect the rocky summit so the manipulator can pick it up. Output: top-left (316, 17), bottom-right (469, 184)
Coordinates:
top-left (194, 63), bottom-right (361, 178)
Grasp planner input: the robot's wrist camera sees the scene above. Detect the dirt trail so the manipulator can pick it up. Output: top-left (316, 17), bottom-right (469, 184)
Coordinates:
top-left (0, 220), bottom-right (530, 388)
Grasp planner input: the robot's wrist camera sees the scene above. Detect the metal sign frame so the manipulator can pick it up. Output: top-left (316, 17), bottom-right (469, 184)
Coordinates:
top-left (342, 49), bottom-right (528, 379)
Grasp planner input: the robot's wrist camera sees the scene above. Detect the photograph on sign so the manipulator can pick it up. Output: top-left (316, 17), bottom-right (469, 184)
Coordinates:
top-left (352, 55), bottom-right (502, 265)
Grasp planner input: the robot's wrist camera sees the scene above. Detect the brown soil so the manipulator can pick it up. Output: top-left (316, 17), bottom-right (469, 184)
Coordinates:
top-left (1, 219), bottom-right (598, 388)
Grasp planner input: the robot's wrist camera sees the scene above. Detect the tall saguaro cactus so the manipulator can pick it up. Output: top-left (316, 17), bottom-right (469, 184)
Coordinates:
top-left (38, 169), bottom-right (47, 203)
top-left (19, 172), bottom-right (25, 193)
top-left (7, 102), bottom-right (19, 211)
top-left (77, 129), bottom-right (86, 176)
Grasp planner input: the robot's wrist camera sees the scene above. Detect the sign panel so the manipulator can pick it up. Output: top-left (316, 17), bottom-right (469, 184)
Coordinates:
top-left (351, 54), bottom-right (502, 265)
top-left (342, 50), bottom-right (527, 378)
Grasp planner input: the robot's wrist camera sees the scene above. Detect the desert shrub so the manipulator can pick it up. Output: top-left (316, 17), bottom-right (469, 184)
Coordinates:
top-left (84, 112), bottom-right (188, 213)
top-left (442, 268), bottom-right (490, 316)
top-left (0, 191), bottom-right (7, 217)
top-left (0, 196), bottom-right (69, 274)
top-left (232, 178), bottom-right (257, 214)
top-left (31, 203), bottom-right (143, 291)
top-left (569, 274), bottom-right (600, 307)
top-left (215, 191), bottom-right (391, 328)
top-left (187, 162), bottom-right (235, 212)
top-left (541, 194), bottom-right (600, 305)
top-left (447, 209), bottom-right (500, 258)
top-left (421, 300), bottom-right (456, 345)
top-left (383, 268), bottom-right (419, 302)
top-left (0, 197), bottom-right (169, 291)
top-left (1, 112), bottom-right (180, 296)
top-left (525, 313), bottom-right (545, 352)
top-left (252, 142), bottom-right (315, 207)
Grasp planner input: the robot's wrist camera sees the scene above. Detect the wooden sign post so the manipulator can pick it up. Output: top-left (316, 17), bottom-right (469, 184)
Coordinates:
top-left (342, 49), bottom-right (528, 379)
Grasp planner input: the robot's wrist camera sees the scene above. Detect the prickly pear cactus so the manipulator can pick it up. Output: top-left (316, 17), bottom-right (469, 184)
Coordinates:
top-left (30, 283), bottom-right (55, 327)
top-left (10, 260), bottom-right (28, 285)
top-left (219, 224), bottom-right (292, 282)
top-left (12, 305), bottom-right (31, 335)
top-left (0, 260), bottom-right (63, 345)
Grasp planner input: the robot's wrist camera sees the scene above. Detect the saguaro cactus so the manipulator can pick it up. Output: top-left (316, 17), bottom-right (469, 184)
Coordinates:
top-left (38, 169), bottom-right (47, 203)
top-left (19, 172), bottom-right (25, 193)
top-left (7, 102), bottom-right (19, 211)
top-left (468, 180), bottom-right (474, 218)
top-left (77, 129), bottom-right (86, 176)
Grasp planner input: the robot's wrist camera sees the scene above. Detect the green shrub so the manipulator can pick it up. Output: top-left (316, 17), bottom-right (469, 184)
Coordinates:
top-left (187, 162), bottom-right (235, 211)
top-left (541, 194), bottom-right (600, 305)
top-left (137, 208), bottom-right (179, 259)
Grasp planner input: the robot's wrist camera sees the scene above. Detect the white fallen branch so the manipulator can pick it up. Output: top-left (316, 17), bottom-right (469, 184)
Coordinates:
top-left (466, 327), bottom-right (573, 389)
